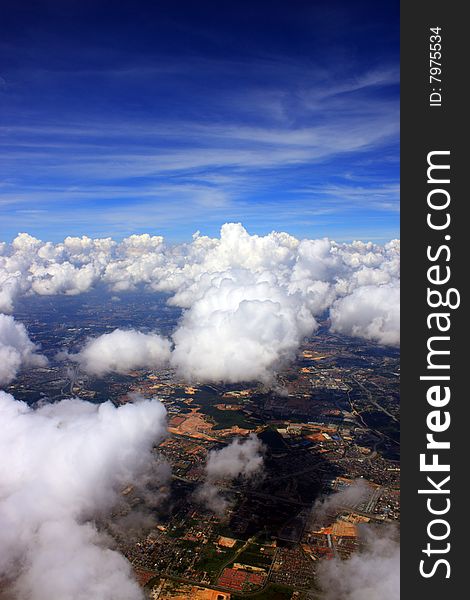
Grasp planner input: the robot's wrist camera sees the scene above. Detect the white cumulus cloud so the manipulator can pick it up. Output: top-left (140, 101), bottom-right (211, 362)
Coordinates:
top-left (0, 314), bottom-right (47, 386)
top-left (1, 224), bottom-right (400, 383)
top-left (73, 328), bottom-right (172, 376)
top-left (0, 391), bottom-right (168, 600)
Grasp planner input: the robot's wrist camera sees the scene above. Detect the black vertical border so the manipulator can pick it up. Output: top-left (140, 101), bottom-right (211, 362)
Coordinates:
top-left (401, 2), bottom-right (466, 597)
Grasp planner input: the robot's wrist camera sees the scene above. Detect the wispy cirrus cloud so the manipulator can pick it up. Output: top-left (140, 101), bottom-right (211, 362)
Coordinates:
top-left (0, 1), bottom-right (398, 242)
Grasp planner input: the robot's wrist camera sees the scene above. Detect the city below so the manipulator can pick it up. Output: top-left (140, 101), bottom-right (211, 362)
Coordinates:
top-left (7, 290), bottom-right (400, 600)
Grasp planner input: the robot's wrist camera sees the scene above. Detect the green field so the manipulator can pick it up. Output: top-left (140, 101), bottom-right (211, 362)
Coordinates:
top-left (195, 541), bottom-right (243, 578)
top-left (232, 583), bottom-right (294, 600)
top-left (202, 405), bottom-right (256, 430)
top-left (235, 543), bottom-right (274, 569)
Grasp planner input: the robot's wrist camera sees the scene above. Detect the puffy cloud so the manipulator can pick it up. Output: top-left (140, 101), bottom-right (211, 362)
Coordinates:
top-left (73, 328), bottom-right (172, 376)
top-left (1, 224), bottom-right (400, 382)
top-left (0, 272), bottom-right (22, 314)
top-left (330, 284), bottom-right (400, 346)
top-left (196, 434), bottom-right (265, 514)
top-left (11, 232), bottom-right (43, 253)
top-left (30, 261), bottom-right (102, 296)
top-left (0, 224), bottom-right (400, 598)
top-left (0, 314), bottom-right (47, 386)
top-left (0, 391), bottom-right (168, 600)
top-left (196, 222), bottom-right (299, 273)
top-left (205, 433), bottom-right (265, 479)
top-left (170, 272), bottom-right (317, 383)
top-left (118, 233), bottom-right (164, 255)
top-left (317, 525), bottom-right (400, 600)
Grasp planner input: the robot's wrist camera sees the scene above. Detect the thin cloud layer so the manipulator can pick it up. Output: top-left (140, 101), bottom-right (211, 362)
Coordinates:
top-left (170, 274), bottom-right (316, 383)
top-left (330, 284), bottom-right (400, 346)
top-left (312, 479), bottom-right (370, 525)
top-left (196, 434), bottom-right (265, 514)
top-left (317, 525), bottom-right (400, 600)
top-left (0, 392), bottom-right (168, 600)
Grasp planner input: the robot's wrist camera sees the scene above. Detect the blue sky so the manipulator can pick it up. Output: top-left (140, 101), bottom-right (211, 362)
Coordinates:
top-left (0, 0), bottom-right (399, 243)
